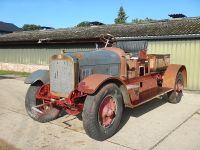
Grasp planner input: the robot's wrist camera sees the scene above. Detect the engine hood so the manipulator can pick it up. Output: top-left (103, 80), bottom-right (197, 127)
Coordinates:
top-left (66, 49), bottom-right (121, 80)
top-left (66, 50), bottom-right (120, 65)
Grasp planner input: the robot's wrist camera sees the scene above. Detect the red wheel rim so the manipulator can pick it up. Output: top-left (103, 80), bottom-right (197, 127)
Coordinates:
top-left (176, 80), bottom-right (184, 96)
top-left (98, 96), bottom-right (117, 127)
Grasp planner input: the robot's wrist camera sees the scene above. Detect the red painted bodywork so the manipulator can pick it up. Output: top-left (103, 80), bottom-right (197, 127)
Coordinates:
top-left (36, 84), bottom-right (86, 115)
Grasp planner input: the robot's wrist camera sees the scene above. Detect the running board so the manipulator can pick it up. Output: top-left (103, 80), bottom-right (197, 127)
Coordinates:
top-left (131, 87), bottom-right (173, 108)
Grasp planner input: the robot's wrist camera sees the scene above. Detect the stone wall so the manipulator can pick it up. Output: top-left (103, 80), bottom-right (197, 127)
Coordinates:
top-left (0, 62), bottom-right (48, 72)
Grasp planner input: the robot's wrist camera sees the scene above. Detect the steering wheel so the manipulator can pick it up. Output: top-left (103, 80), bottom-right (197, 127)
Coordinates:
top-left (100, 34), bottom-right (116, 47)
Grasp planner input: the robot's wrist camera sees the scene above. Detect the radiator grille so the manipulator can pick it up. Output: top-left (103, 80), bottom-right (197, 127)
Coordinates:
top-left (50, 59), bottom-right (75, 97)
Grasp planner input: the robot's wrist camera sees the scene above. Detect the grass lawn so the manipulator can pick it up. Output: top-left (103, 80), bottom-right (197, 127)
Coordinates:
top-left (0, 70), bottom-right (30, 77)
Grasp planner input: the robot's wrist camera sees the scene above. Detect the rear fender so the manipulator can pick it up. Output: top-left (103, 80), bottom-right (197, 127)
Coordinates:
top-left (162, 64), bottom-right (187, 89)
top-left (24, 70), bottom-right (49, 85)
top-left (77, 74), bottom-right (132, 107)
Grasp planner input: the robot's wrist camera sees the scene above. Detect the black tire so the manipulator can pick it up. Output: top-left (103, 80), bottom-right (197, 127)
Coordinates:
top-left (25, 84), bottom-right (60, 123)
top-left (167, 72), bottom-right (184, 104)
top-left (82, 83), bottom-right (123, 141)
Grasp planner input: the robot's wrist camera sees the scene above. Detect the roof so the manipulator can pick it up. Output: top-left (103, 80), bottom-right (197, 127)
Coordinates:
top-left (0, 18), bottom-right (200, 44)
top-left (0, 21), bottom-right (21, 33)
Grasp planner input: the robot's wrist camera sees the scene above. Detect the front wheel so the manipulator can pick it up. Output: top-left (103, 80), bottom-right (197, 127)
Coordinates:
top-left (82, 83), bottom-right (124, 141)
top-left (25, 84), bottom-right (61, 123)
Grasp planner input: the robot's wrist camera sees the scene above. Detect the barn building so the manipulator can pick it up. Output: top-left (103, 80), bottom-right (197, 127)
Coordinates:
top-left (0, 17), bottom-right (200, 90)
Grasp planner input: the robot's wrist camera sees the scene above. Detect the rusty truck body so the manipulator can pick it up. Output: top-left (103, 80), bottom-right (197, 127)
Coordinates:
top-left (25, 34), bottom-right (187, 141)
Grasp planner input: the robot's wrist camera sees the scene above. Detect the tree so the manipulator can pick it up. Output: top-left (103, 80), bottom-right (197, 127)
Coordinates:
top-left (76, 21), bottom-right (91, 27)
top-left (131, 18), bottom-right (143, 23)
top-left (22, 24), bottom-right (41, 31)
top-left (132, 18), bottom-right (157, 24)
top-left (114, 6), bottom-right (128, 24)
top-left (76, 21), bottom-right (105, 27)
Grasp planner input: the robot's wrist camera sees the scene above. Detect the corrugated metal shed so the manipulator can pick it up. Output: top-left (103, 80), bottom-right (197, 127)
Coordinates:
top-left (0, 45), bottom-right (94, 65)
top-left (148, 39), bottom-right (200, 90)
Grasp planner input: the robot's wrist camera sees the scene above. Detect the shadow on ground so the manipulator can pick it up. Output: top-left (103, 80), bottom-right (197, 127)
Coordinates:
top-left (118, 98), bottom-right (167, 131)
top-left (58, 97), bottom-right (167, 133)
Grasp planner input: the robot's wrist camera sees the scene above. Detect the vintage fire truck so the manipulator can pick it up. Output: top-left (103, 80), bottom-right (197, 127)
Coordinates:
top-left (25, 34), bottom-right (187, 141)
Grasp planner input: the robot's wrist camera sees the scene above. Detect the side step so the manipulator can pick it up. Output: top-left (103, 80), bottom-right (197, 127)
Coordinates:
top-left (133, 87), bottom-right (173, 107)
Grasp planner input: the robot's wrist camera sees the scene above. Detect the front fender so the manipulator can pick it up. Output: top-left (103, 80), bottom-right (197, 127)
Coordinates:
top-left (24, 70), bottom-right (49, 85)
top-left (77, 74), bottom-right (132, 107)
top-left (77, 74), bottom-right (121, 94)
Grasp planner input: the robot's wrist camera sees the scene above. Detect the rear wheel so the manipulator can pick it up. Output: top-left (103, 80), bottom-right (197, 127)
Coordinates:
top-left (25, 84), bottom-right (60, 123)
top-left (167, 72), bottom-right (184, 104)
top-left (82, 83), bottom-right (123, 141)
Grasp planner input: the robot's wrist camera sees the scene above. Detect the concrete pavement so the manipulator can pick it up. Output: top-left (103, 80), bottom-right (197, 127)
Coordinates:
top-left (0, 76), bottom-right (200, 150)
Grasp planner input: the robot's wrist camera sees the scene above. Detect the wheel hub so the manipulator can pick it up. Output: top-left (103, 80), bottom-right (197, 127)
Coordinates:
top-left (176, 80), bottom-right (184, 96)
top-left (99, 96), bottom-right (117, 127)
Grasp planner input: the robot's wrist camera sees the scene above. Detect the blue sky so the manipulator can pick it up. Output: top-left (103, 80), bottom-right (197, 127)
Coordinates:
top-left (0, 0), bottom-right (199, 28)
